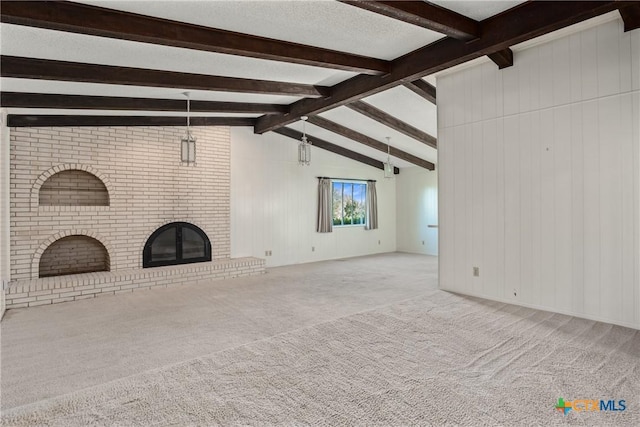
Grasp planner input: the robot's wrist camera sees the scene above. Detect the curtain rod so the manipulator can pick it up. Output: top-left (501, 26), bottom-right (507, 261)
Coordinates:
top-left (317, 177), bottom-right (376, 182)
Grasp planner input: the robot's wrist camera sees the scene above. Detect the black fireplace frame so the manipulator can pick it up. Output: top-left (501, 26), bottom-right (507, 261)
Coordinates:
top-left (143, 222), bottom-right (211, 268)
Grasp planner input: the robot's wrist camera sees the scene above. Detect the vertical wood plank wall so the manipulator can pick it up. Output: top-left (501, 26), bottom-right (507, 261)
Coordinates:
top-left (396, 167), bottom-right (438, 256)
top-left (230, 127), bottom-right (397, 267)
top-left (438, 18), bottom-right (640, 329)
top-left (0, 110), bottom-right (8, 318)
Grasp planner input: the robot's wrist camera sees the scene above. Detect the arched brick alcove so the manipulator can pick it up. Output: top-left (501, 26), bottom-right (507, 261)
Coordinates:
top-left (39, 235), bottom-right (110, 278)
top-left (32, 231), bottom-right (115, 278)
top-left (39, 170), bottom-right (109, 206)
top-left (31, 164), bottom-right (113, 209)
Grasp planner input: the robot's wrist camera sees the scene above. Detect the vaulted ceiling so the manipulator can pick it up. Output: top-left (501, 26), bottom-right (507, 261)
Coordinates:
top-left (1, 1), bottom-right (638, 172)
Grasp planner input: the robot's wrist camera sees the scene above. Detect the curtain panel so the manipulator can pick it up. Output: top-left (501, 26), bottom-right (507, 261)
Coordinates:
top-left (366, 180), bottom-right (378, 230)
top-left (317, 178), bottom-right (333, 233)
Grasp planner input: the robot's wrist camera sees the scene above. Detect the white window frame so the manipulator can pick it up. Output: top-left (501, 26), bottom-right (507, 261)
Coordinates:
top-left (331, 179), bottom-right (368, 228)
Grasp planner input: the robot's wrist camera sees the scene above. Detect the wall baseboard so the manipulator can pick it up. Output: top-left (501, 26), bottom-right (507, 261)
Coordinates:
top-left (440, 287), bottom-right (640, 331)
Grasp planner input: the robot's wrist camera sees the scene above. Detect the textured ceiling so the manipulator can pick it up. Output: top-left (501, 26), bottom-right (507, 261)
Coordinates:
top-left (430, 0), bottom-right (522, 21)
top-left (79, 0), bottom-right (447, 60)
top-left (0, 23), bottom-right (357, 86)
top-left (1, 0), bottom-right (614, 170)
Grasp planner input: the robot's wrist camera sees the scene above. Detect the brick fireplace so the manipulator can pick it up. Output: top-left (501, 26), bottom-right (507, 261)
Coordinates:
top-left (5, 125), bottom-right (264, 308)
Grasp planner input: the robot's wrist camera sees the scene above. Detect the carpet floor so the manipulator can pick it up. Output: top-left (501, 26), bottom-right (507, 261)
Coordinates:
top-left (1, 253), bottom-right (436, 411)
top-left (2, 287), bottom-right (639, 426)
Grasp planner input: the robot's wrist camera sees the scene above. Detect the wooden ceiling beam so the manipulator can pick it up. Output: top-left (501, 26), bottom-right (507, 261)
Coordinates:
top-left (346, 101), bottom-right (436, 149)
top-left (1, 92), bottom-right (288, 114)
top-left (0, 1), bottom-right (389, 75)
top-left (403, 79), bottom-right (437, 105)
top-left (307, 116), bottom-right (434, 170)
top-left (619, 3), bottom-right (640, 32)
top-left (274, 127), bottom-right (399, 174)
top-left (1, 56), bottom-right (328, 98)
top-left (255, 1), bottom-right (623, 133)
top-left (487, 47), bottom-right (514, 69)
top-left (6, 115), bottom-right (256, 127)
top-left (340, 1), bottom-right (479, 40)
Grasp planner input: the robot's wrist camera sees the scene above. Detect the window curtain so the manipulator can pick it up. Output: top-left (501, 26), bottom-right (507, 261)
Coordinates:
top-left (317, 178), bottom-right (333, 233)
top-left (366, 180), bottom-right (378, 230)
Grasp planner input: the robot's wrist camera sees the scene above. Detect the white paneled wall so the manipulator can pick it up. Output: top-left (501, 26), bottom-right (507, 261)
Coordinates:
top-left (396, 167), bottom-right (438, 255)
top-left (438, 18), bottom-right (640, 329)
top-left (1, 110), bottom-right (8, 319)
top-left (231, 127), bottom-right (396, 267)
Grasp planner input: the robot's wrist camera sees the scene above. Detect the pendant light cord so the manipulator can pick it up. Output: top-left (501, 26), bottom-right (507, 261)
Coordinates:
top-left (186, 93), bottom-right (191, 137)
top-left (301, 115), bottom-right (308, 142)
top-left (386, 137), bottom-right (391, 162)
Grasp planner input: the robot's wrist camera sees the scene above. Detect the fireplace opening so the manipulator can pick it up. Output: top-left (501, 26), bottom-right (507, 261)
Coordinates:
top-left (143, 222), bottom-right (211, 268)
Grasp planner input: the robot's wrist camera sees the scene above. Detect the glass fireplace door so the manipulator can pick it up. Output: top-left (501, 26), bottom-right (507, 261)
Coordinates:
top-left (143, 222), bottom-right (211, 268)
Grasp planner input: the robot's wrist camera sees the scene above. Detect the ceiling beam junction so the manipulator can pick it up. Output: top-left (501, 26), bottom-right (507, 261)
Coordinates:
top-left (255, 1), bottom-right (624, 134)
top-left (339, 0), bottom-right (479, 41)
top-left (403, 79), bottom-right (437, 105)
top-left (487, 48), bottom-right (514, 69)
top-left (619, 3), bottom-right (640, 32)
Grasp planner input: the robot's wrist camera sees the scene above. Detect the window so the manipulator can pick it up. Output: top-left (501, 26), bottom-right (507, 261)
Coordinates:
top-left (332, 181), bottom-right (367, 226)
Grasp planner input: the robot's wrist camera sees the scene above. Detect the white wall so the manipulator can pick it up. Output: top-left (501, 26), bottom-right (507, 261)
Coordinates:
top-left (438, 18), bottom-right (640, 329)
top-left (1, 110), bottom-right (9, 319)
top-left (396, 167), bottom-right (438, 255)
top-left (231, 127), bottom-right (396, 267)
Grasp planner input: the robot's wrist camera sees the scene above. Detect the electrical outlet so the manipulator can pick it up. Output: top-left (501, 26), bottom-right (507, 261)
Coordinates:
top-left (269, 250), bottom-right (272, 256)
top-left (378, 240), bottom-right (381, 245)
top-left (473, 267), bottom-right (479, 277)
top-left (422, 240), bottom-right (425, 245)
top-left (311, 246), bottom-right (315, 252)
top-left (513, 289), bottom-right (517, 297)
top-left (265, 250), bottom-right (269, 256)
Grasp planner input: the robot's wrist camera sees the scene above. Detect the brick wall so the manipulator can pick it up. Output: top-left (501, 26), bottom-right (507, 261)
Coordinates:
top-left (10, 126), bottom-right (232, 280)
top-left (39, 169), bottom-right (109, 206)
top-left (6, 125), bottom-right (263, 309)
top-left (39, 235), bottom-right (109, 277)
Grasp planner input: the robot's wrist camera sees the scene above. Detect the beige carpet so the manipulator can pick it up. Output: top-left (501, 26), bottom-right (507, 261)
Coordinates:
top-left (2, 289), bottom-right (638, 426)
top-left (1, 253), bottom-right (437, 410)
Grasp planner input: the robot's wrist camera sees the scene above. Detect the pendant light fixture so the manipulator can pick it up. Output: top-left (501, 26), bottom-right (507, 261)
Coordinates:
top-left (181, 92), bottom-right (196, 164)
top-left (298, 116), bottom-right (311, 166)
top-left (384, 136), bottom-right (394, 178)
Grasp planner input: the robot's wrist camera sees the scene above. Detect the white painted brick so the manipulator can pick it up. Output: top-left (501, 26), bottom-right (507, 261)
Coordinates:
top-left (28, 289), bottom-right (52, 297)
top-left (10, 126), bottom-right (232, 281)
top-left (7, 124), bottom-right (263, 310)
top-left (8, 303), bottom-right (29, 309)
top-left (29, 299), bottom-right (52, 307)
top-left (10, 296), bottom-right (37, 304)
top-left (94, 291), bottom-right (115, 297)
